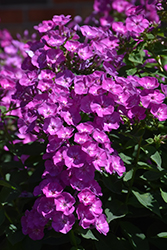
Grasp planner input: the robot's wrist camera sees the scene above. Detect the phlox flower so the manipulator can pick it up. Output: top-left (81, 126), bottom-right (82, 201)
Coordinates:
top-left (78, 44), bottom-right (94, 60)
top-left (63, 145), bottom-right (86, 168)
top-left (34, 20), bottom-right (54, 33)
top-left (74, 132), bottom-right (92, 144)
top-left (140, 89), bottom-right (165, 108)
top-left (42, 179), bottom-right (64, 198)
top-left (127, 106), bottom-right (146, 121)
top-left (76, 203), bottom-right (95, 229)
top-left (126, 14), bottom-right (149, 34)
top-left (37, 196), bottom-right (56, 218)
top-left (52, 211), bottom-right (75, 234)
top-left (43, 116), bottom-right (63, 135)
top-left (52, 14), bottom-right (71, 26)
top-left (138, 76), bottom-right (159, 89)
top-left (150, 103), bottom-right (167, 121)
top-left (76, 121), bottom-right (94, 134)
top-left (90, 94), bottom-right (114, 117)
top-left (95, 214), bottom-right (109, 235)
top-left (89, 198), bottom-right (103, 217)
top-left (54, 192), bottom-right (75, 215)
top-left (44, 159), bottom-right (63, 177)
top-left (78, 188), bottom-right (96, 206)
top-left (107, 154), bottom-right (126, 176)
top-left (74, 162), bottom-right (95, 182)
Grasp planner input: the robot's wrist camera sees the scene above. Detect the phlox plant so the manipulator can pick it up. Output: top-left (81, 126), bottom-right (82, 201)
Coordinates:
top-left (1, 0), bottom-right (167, 249)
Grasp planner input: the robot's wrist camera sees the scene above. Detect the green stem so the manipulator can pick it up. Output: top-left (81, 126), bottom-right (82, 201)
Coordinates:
top-left (125, 135), bottom-right (143, 204)
top-left (69, 229), bottom-right (78, 249)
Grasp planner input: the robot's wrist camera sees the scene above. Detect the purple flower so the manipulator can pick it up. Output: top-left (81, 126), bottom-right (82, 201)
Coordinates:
top-left (90, 94), bottom-right (114, 117)
top-left (63, 145), bottom-right (86, 168)
top-left (52, 211), bottom-right (75, 234)
top-left (78, 44), bottom-right (94, 60)
top-left (76, 203), bottom-right (95, 229)
top-left (52, 14), bottom-right (71, 26)
top-left (126, 14), bottom-right (149, 33)
top-left (107, 154), bottom-right (126, 176)
top-left (37, 196), bottom-right (56, 218)
top-left (78, 188), bottom-right (96, 206)
top-left (140, 89), bottom-right (165, 108)
top-left (138, 76), bottom-right (159, 89)
top-left (54, 192), bottom-right (75, 215)
top-left (43, 116), bottom-right (63, 135)
top-left (95, 214), bottom-right (109, 235)
top-left (150, 103), bottom-right (167, 121)
top-left (34, 20), bottom-right (54, 33)
top-left (74, 162), bottom-right (95, 182)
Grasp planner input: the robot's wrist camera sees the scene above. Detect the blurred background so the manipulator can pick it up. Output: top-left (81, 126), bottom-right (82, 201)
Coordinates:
top-left (0, 0), bottom-right (94, 37)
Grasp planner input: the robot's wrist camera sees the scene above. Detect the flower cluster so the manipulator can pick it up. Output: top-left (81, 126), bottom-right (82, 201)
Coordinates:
top-left (0, 0), bottom-right (166, 241)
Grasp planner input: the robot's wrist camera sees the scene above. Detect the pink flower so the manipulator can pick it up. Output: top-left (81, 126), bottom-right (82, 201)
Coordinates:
top-left (150, 103), bottom-right (167, 121)
top-left (95, 214), bottom-right (109, 235)
top-left (52, 211), bottom-right (75, 234)
top-left (54, 192), bottom-right (75, 215)
top-left (126, 14), bottom-right (149, 33)
top-left (78, 188), bottom-right (96, 206)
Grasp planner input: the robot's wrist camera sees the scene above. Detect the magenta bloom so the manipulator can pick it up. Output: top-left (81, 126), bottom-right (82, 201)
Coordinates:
top-left (150, 103), bottom-right (167, 121)
top-left (140, 89), bottom-right (165, 108)
top-left (52, 211), bottom-right (75, 234)
top-left (54, 192), bottom-right (75, 215)
top-left (138, 76), bottom-right (159, 89)
top-left (126, 14), bottom-right (149, 33)
top-left (43, 116), bottom-right (63, 135)
top-left (78, 188), bottom-right (96, 206)
top-left (63, 145), bottom-right (86, 168)
top-left (95, 214), bottom-right (109, 235)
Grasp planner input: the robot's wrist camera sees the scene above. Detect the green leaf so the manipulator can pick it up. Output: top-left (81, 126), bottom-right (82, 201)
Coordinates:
top-left (105, 200), bottom-right (128, 223)
top-left (160, 188), bottom-right (167, 203)
top-left (81, 229), bottom-right (98, 241)
top-left (120, 221), bottom-right (149, 250)
top-left (0, 106), bottom-right (6, 113)
top-left (142, 170), bottom-right (163, 181)
top-left (119, 153), bottom-right (132, 164)
top-left (157, 232), bottom-right (167, 238)
top-left (126, 68), bottom-right (137, 75)
top-left (0, 208), bottom-right (5, 226)
top-left (123, 169), bottom-right (134, 182)
top-left (145, 138), bottom-right (154, 144)
top-left (102, 174), bottom-right (122, 194)
top-left (132, 190), bottom-right (161, 217)
top-left (150, 151), bottom-right (162, 168)
top-left (0, 180), bottom-right (17, 190)
top-left (128, 52), bottom-right (144, 64)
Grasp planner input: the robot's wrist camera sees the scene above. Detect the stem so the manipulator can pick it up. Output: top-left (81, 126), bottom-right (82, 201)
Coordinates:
top-left (69, 229), bottom-right (78, 249)
top-left (125, 135), bottom-right (143, 204)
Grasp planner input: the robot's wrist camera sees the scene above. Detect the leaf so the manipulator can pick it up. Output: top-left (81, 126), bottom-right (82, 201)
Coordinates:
top-left (0, 208), bottom-right (5, 226)
top-left (81, 229), bottom-right (98, 241)
top-left (160, 188), bottom-right (167, 203)
top-left (128, 52), bottom-right (144, 64)
top-left (142, 170), bottom-right (163, 181)
top-left (120, 221), bottom-right (149, 250)
top-left (119, 153), bottom-right (132, 164)
top-left (123, 169), bottom-right (134, 182)
top-left (102, 174), bottom-right (122, 194)
top-left (0, 180), bottom-right (17, 190)
top-left (126, 68), bottom-right (137, 75)
top-left (150, 151), bottom-right (162, 168)
top-left (0, 106), bottom-right (6, 113)
top-left (6, 226), bottom-right (25, 246)
top-left (157, 232), bottom-right (167, 238)
top-left (105, 200), bottom-right (128, 223)
top-left (132, 190), bottom-right (161, 217)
